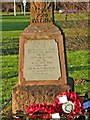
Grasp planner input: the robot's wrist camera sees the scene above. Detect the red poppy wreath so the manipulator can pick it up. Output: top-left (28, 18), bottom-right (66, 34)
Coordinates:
top-left (54, 92), bottom-right (84, 118)
top-left (26, 103), bottom-right (55, 118)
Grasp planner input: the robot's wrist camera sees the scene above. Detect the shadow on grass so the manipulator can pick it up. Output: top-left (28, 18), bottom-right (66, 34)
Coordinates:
top-left (2, 13), bottom-right (30, 19)
top-left (68, 66), bottom-right (90, 71)
top-left (2, 48), bottom-right (19, 55)
top-left (2, 22), bottom-right (29, 31)
top-left (55, 20), bottom-right (88, 28)
top-left (2, 73), bottom-right (18, 79)
top-left (2, 38), bottom-right (19, 55)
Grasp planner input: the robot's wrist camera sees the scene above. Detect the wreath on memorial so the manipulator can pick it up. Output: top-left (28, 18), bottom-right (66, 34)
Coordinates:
top-left (26, 103), bottom-right (55, 118)
top-left (54, 92), bottom-right (84, 119)
top-left (26, 92), bottom-right (84, 119)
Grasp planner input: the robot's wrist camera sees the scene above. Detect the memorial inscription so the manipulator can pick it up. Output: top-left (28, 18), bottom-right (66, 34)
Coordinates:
top-left (24, 40), bottom-right (61, 80)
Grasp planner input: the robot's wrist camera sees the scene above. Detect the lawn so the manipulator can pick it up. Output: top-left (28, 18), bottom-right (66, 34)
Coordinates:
top-left (0, 12), bottom-right (90, 115)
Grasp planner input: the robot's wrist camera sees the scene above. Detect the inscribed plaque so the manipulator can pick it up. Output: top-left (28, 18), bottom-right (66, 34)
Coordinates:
top-left (24, 40), bottom-right (61, 80)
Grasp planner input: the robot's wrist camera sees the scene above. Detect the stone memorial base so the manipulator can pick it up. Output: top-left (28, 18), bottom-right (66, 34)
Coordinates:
top-left (12, 84), bottom-right (70, 114)
top-left (12, 24), bottom-right (71, 114)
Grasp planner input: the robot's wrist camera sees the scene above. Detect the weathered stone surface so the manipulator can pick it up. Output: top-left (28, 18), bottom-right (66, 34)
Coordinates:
top-left (24, 24), bottom-right (59, 34)
top-left (19, 24), bottom-right (67, 85)
top-left (12, 84), bottom-right (70, 114)
top-left (30, 2), bottom-right (53, 23)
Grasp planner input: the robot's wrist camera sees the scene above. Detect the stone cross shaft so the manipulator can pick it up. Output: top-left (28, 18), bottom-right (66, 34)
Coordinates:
top-left (30, 2), bottom-right (53, 23)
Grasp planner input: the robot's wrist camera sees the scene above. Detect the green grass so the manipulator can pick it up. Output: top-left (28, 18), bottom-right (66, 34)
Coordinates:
top-left (75, 82), bottom-right (90, 97)
top-left (63, 28), bottom-right (88, 37)
top-left (1, 31), bottom-right (22, 38)
top-left (1, 15), bottom-right (30, 32)
top-left (54, 13), bottom-right (88, 21)
top-left (0, 12), bottom-right (90, 115)
top-left (1, 55), bottom-right (18, 106)
top-left (67, 50), bottom-right (90, 80)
